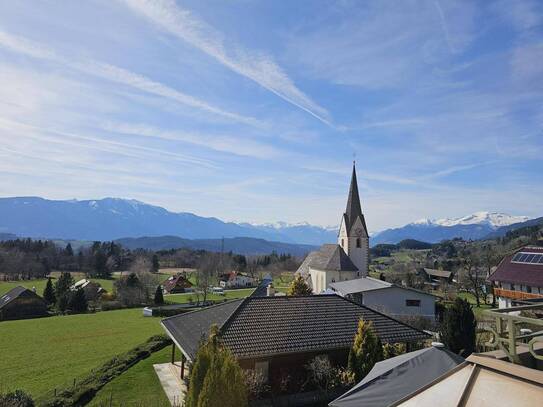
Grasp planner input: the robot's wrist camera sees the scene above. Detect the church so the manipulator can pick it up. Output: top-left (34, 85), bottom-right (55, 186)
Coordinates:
top-left (297, 163), bottom-right (370, 294)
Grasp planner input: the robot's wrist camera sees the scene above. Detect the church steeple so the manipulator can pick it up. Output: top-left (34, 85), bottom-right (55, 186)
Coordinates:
top-left (344, 162), bottom-right (368, 237)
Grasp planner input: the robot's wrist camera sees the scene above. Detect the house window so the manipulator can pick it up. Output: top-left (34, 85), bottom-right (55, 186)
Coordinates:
top-left (511, 284), bottom-right (516, 291)
top-left (527, 286), bottom-right (532, 293)
top-left (406, 299), bottom-right (421, 307)
top-left (356, 238), bottom-right (361, 248)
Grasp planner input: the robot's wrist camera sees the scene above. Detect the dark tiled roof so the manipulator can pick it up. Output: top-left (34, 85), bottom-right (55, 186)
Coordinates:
top-left (251, 276), bottom-right (273, 298)
top-left (162, 295), bottom-right (429, 361)
top-left (162, 299), bottom-right (244, 360)
top-left (0, 286), bottom-right (29, 309)
top-left (162, 274), bottom-right (193, 292)
top-left (489, 247), bottom-right (543, 287)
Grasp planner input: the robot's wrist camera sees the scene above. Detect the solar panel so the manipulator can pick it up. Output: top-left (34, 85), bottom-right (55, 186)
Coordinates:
top-left (533, 254), bottom-right (543, 263)
top-left (512, 253), bottom-right (523, 262)
top-left (512, 252), bottom-right (543, 265)
top-left (518, 253), bottom-right (530, 262)
top-left (525, 254), bottom-right (536, 262)
top-left (538, 256), bottom-right (543, 264)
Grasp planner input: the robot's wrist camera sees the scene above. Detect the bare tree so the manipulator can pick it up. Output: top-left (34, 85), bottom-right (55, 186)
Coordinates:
top-left (459, 247), bottom-right (484, 307)
top-left (195, 253), bottom-right (220, 305)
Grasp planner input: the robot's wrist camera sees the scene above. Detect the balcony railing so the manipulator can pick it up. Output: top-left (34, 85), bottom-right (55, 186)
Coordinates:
top-left (493, 287), bottom-right (543, 301)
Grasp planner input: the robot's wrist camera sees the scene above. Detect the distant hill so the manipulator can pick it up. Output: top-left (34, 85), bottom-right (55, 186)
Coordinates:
top-left (115, 236), bottom-right (317, 256)
top-left (482, 217), bottom-right (543, 240)
top-left (372, 212), bottom-right (533, 245)
top-left (0, 197), bottom-right (335, 245)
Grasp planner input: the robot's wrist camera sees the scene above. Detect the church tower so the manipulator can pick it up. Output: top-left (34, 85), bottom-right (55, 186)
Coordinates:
top-left (338, 163), bottom-right (369, 276)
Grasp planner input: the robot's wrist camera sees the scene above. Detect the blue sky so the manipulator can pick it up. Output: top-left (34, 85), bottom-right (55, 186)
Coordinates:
top-left (0, 0), bottom-right (542, 231)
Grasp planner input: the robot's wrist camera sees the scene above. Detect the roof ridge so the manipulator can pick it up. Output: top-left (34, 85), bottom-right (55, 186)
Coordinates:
top-left (160, 298), bottom-right (244, 323)
top-left (218, 296), bottom-right (252, 334)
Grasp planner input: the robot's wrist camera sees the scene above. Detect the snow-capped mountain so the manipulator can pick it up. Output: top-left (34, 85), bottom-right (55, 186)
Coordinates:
top-left (243, 222), bottom-right (337, 246)
top-left (372, 211), bottom-right (532, 245)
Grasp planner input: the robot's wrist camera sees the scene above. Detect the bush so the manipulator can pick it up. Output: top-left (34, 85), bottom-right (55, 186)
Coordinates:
top-left (41, 335), bottom-right (171, 406)
top-left (439, 298), bottom-right (476, 357)
top-left (0, 390), bottom-right (35, 407)
top-left (348, 319), bottom-right (383, 382)
top-left (305, 355), bottom-right (335, 392)
top-left (100, 300), bottom-right (123, 311)
top-left (244, 370), bottom-right (270, 400)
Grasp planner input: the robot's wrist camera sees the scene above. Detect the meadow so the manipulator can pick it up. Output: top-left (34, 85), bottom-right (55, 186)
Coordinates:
top-left (0, 274), bottom-right (116, 297)
top-left (0, 308), bottom-right (163, 398)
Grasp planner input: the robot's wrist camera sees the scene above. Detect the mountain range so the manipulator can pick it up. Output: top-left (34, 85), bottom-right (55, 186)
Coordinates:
top-left (0, 197), bottom-right (539, 252)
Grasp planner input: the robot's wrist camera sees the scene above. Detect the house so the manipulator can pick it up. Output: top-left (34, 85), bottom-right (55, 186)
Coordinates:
top-left (161, 294), bottom-right (430, 389)
top-left (330, 343), bottom-right (464, 407)
top-left (71, 279), bottom-right (106, 301)
top-left (422, 268), bottom-right (453, 285)
top-left (297, 163), bottom-right (369, 293)
top-left (0, 286), bottom-right (48, 321)
top-left (162, 274), bottom-right (193, 294)
top-left (329, 277), bottom-right (436, 320)
top-left (488, 246), bottom-right (543, 308)
top-left (390, 354), bottom-right (543, 406)
top-left (218, 271), bottom-right (256, 288)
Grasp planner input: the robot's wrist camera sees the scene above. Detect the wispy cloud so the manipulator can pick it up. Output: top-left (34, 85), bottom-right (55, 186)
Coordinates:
top-left (119, 0), bottom-right (332, 125)
top-left (0, 30), bottom-right (260, 126)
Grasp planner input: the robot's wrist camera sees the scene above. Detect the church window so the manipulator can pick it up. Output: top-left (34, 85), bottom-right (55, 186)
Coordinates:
top-left (341, 239), bottom-right (344, 248)
top-left (356, 238), bottom-right (361, 248)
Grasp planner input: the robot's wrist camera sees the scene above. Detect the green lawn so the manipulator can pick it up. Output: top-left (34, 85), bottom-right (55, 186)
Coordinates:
top-left (165, 288), bottom-right (255, 304)
top-left (0, 277), bottom-right (116, 296)
top-left (0, 308), bottom-right (163, 398)
top-left (89, 347), bottom-right (171, 407)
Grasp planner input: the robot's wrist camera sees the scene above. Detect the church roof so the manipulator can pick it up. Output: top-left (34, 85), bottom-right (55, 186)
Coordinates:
top-left (297, 244), bottom-right (358, 277)
top-left (344, 163), bottom-right (368, 236)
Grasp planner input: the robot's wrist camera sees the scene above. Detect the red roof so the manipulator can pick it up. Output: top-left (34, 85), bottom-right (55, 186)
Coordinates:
top-left (489, 246), bottom-right (543, 287)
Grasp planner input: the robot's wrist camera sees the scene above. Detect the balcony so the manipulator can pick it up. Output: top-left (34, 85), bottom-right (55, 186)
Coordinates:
top-left (494, 287), bottom-right (543, 301)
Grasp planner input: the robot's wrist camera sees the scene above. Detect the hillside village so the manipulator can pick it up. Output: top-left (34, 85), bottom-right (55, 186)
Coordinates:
top-left (1, 165), bottom-right (543, 406)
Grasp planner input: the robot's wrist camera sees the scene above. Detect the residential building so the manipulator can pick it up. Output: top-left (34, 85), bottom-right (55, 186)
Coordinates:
top-left (71, 279), bottom-right (106, 301)
top-left (422, 268), bottom-right (453, 285)
top-left (0, 286), bottom-right (48, 321)
top-left (218, 271), bottom-right (256, 288)
top-left (162, 274), bottom-right (193, 294)
top-left (297, 163), bottom-right (369, 293)
top-left (488, 246), bottom-right (543, 308)
top-left (161, 295), bottom-right (429, 389)
top-left (329, 277), bottom-right (436, 320)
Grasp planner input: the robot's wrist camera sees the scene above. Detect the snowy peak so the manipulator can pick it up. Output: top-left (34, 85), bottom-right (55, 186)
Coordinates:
top-left (410, 212), bottom-right (529, 229)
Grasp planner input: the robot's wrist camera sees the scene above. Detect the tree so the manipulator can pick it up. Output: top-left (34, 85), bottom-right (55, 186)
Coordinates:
top-left (154, 285), bottom-right (164, 305)
top-left (0, 389), bottom-right (35, 407)
top-left (55, 272), bottom-right (74, 299)
top-left (348, 319), bottom-right (383, 381)
top-left (65, 243), bottom-right (74, 257)
top-left (151, 254), bottom-right (160, 273)
top-left (186, 325), bottom-right (248, 407)
top-left (287, 275), bottom-right (312, 296)
top-left (57, 293), bottom-right (69, 313)
top-left (439, 297), bottom-right (476, 357)
top-left (68, 288), bottom-right (88, 313)
top-left (43, 277), bottom-right (56, 306)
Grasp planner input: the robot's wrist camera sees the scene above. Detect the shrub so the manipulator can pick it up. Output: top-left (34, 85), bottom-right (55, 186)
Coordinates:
top-left (306, 355), bottom-right (335, 392)
top-left (348, 319), bottom-right (383, 382)
top-left (0, 390), bottom-right (35, 407)
top-left (244, 370), bottom-right (270, 400)
top-left (100, 300), bottom-right (123, 311)
top-left (439, 297), bottom-right (476, 357)
top-left (287, 275), bottom-right (312, 296)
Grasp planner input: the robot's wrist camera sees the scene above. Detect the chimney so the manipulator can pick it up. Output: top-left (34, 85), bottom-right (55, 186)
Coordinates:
top-left (266, 283), bottom-right (275, 297)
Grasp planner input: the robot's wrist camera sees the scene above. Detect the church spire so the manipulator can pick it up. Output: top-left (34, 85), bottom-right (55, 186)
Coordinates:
top-left (344, 162), bottom-right (367, 235)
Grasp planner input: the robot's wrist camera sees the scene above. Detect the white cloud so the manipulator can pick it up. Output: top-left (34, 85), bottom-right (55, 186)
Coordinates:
top-left (119, 0), bottom-right (331, 125)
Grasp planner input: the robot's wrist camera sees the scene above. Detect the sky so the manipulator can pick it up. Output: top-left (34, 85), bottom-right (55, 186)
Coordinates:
top-left (0, 0), bottom-right (542, 232)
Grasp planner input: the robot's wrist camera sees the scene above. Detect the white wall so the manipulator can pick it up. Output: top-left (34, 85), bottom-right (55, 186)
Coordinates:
top-left (359, 287), bottom-right (435, 319)
top-left (310, 267), bottom-right (358, 294)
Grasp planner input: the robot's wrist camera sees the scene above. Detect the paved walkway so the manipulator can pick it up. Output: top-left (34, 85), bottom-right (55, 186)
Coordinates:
top-left (154, 362), bottom-right (187, 407)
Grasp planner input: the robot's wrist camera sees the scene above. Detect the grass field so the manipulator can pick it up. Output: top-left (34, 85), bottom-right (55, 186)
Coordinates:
top-left (89, 347), bottom-right (170, 407)
top-left (0, 276), bottom-right (116, 297)
top-left (0, 308), bottom-right (163, 398)
top-left (165, 288), bottom-right (255, 304)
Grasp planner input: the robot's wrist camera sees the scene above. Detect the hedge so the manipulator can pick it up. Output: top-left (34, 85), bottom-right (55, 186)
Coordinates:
top-left (40, 335), bottom-right (172, 406)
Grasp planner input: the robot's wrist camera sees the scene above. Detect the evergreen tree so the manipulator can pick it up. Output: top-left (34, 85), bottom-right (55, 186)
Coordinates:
top-left (186, 325), bottom-right (248, 407)
top-left (152, 254), bottom-right (160, 273)
top-left (287, 275), bottom-right (313, 296)
top-left (55, 272), bottom-right (74, 299)
top-left (43, 277), bottom-right (56, 305)
top-left (57, 293), bottom-right (69, 312)
top-left (65, 243), bottom-right (74, 256)
top-left (348, 319), bottom-right (383, 381)
top-left (439, 297), bottom-right (476, 357)
top-left (68, 288), bottom-right (88, 313)
top-left (154, 285), bottom-right (164, 305)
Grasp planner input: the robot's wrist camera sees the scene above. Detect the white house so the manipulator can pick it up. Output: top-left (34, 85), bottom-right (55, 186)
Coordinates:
top-left (329, 277), bottom-right (436, 320)
top-left (219, 271), bottom-right (256, 288)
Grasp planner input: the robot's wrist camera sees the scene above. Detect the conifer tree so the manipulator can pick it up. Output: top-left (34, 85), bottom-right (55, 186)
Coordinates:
top-left (348, 319), bottom-right (383, 381)
top-left (68, 288), bottom-right (88, 313)
top-left (154, 285), bottom-right (164, 305)
top-left (55, 272), bottom-right (74, 299)
top-left (43, 277), bottom-right (56, 305)
top-left (439, 297), bottom-right (476, 357)
top-left (65, 243), bottom-right (74, 256)
top-left (287, 275), bottom-right (312, 296)
top-left (152, 254), bottom-right (160, 273)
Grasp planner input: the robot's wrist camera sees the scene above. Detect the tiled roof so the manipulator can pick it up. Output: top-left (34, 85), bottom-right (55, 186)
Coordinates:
top-left (0, 286), bottom-right (29, 309)
top-left (162, 295), bottom-right (430, 361)
top-left (297, 244), bottom-right (358, 278)
top-left (489, 247), bottom-right (543, 287)
top-left (423, 268), bottom-right (452, 279)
